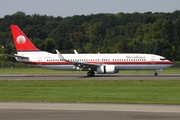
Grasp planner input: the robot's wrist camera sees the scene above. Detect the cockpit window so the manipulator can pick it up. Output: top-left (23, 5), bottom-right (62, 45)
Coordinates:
top-left (160, 58), bottom-right (166, 60)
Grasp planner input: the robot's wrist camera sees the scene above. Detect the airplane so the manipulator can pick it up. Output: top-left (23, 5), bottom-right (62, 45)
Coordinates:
top-left (10, 24), bottom-right (173, 77)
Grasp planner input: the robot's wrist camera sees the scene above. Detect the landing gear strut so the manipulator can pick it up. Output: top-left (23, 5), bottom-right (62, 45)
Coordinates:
top-left (87, 71), bottom-right (95, 77)
top-left (154, 72), bottom-right (158, 76)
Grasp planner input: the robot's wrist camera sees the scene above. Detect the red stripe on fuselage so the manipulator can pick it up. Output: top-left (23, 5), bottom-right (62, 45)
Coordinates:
top-left (22, 61), bottom-right (173, 65)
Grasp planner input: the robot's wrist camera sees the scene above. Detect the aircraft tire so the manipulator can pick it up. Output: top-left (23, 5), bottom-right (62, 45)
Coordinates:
top-left (87, 71), bottom-right (95, 77)
top-left (154, 72), bottom-right (158, 76)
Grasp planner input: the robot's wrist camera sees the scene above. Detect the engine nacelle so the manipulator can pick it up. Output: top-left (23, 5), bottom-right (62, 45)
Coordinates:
top-left (97, 65), bottom-right (117, 74)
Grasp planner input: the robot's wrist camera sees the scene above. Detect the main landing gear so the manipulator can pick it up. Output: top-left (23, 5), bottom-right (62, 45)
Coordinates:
top-left (87, 71), bottom-right (95, 77)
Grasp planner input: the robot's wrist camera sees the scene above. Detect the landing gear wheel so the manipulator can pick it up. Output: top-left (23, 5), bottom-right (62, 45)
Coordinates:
top-left (87, 71), bottom-right (95, 77)
top-left (154, 72), bottom-right (158, 76)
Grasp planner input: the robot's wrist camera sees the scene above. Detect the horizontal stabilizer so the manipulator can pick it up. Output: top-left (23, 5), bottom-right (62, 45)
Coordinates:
top-left (0, 54), bottom-right (29, 59)
top-left (14, 54), bottom-right (29, 59)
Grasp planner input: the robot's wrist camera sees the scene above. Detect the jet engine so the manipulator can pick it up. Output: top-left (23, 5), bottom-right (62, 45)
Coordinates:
top-left (97, 65), bottom-right (118, 74)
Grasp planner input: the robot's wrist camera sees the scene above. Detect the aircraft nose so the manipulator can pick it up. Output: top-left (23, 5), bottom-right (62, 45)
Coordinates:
top-left (168, 60), bottom-right (173, 66)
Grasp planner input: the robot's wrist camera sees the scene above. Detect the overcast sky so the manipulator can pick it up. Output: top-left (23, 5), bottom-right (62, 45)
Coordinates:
top-left (0, 0), bottom-right (180, 18)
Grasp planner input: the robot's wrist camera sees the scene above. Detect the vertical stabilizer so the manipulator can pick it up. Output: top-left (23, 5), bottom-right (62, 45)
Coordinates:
top-left (10, 25), bottom-right (39, 51)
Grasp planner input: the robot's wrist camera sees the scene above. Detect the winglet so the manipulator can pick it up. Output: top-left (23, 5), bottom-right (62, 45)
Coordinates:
top-left (55, 49), bottom-right (67, 61)
top-left (74, 49), bottom-right (78, 54)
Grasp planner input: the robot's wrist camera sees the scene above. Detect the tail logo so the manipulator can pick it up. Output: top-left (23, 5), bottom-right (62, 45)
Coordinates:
top-left (16, 35), bottom-right (26, 44)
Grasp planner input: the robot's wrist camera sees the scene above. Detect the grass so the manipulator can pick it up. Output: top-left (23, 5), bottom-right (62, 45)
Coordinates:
top-left (0, 67), bottom-right (179, 74)
top-left (0, 67), bottom-right (179, 104)
top-left (0, 80), bottom-right (180, 104)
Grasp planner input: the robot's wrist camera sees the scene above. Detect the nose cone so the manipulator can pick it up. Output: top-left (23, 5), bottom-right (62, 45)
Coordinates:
top-left (169, 60), bottom-right (173, 64)
top-left (168, 60), bottom-right (173, 66)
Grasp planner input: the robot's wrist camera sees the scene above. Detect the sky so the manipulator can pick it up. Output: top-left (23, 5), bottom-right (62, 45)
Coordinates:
top-left (0, 0), bottom-right (180, 18)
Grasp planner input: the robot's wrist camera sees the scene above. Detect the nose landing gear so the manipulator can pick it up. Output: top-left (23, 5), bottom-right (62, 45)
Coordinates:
top-left (154, 72), bottom-right (158, 76)
top-left (154, 69), bottom-right (163, 76)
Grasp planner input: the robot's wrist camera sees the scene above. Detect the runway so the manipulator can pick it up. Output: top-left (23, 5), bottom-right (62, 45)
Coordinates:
top-left (0, 74), bottom-right (180, 80)
top-left (0, 102), bottom-right (180, 120)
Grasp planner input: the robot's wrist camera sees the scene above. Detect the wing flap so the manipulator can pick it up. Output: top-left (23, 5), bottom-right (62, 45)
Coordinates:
top-left (73, 62), bottom-right (99, 68)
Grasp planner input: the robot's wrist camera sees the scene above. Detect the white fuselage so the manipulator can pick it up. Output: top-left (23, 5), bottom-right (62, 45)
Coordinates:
top-left (15, 51), bottom-right (173, 71)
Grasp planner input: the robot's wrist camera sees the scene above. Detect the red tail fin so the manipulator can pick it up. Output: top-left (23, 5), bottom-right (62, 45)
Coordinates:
top-left (10, 25), bottom-right (39, 51)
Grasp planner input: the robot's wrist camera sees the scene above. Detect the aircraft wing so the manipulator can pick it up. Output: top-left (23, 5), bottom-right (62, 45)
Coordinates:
top-left (73, 61), bottom-right (99, 69)
top-left (55, 50), bottom-right (99, 70)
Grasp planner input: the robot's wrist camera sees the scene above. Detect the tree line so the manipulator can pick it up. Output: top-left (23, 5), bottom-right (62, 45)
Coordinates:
top-left (0, 11), bottom-right (180, 62)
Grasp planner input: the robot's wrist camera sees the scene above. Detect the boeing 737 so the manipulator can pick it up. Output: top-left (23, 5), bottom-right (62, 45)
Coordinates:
top-left (10, 24), bottom-right (173, 77)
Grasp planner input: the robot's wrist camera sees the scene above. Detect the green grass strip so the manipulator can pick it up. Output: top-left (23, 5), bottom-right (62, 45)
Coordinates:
top-left (0, 80), bottom-right (180, 104)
